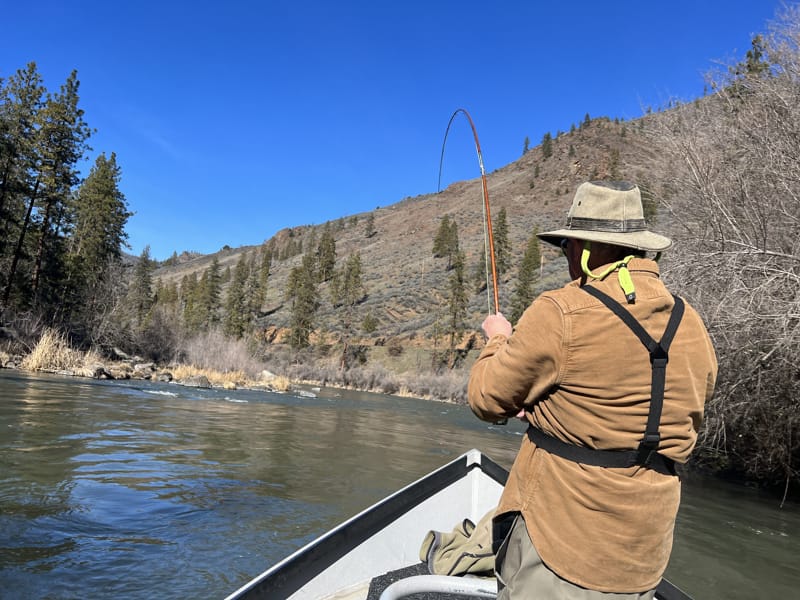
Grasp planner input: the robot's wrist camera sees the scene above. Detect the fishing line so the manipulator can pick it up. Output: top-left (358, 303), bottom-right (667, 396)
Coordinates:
top-left (437, 108), bottom-right (500, 314)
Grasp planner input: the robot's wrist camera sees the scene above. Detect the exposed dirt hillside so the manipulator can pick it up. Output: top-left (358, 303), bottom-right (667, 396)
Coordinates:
top-left (153, 117), bottom-right (661, 352)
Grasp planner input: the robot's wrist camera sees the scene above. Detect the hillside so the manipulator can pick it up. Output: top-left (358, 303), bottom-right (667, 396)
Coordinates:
top-left (153, 117), bottom-right (661, 354)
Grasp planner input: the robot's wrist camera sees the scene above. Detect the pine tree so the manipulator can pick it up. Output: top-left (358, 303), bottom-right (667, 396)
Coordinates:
top-left (446, 250), bottom-right (468, 367)
top-left (472, 250), bottom-right (488, 293)
top-left (69, 153), bottom-right (129, 269)
top-left (328, 269), bottom-right (344, 307)
top-left (522, 136), bottom-right (530, 155)
top-left (156, 279), bottom-right (178, 306)
top-left (181, 272), bottom-right (202, 333)
top-left (609, 148), bottom-right (621, 179)
top-left (0, 62), bottom-right (45, 294)
top-left (128, 246), bottom-right (155, 326)
top-left (164, 251), bottom-right (179, 267)
top-left (245, 251), bottom-right (262, 318)
top-left (342, 251), bottom-right (364, 307)
top-left (258, 240), bottom-right (273, 307)
top-left (541, 132), bottom-right (553, 159)
top-left (433, 215), bottom-right (452, 258)
top-left (224, 252), bottom-right (250, 338)
top-left (334, 251), bottom-right (366, 368)
top-left (362, 311), bottom-right (378, 333)
top-left (316, 222), bottom-right (336, 282)
top-left (196, 257), bottom-right (222, 330)
top-left (65, 152), bottom-right (131, 330)
top-left (735, 35), bottom-right (770, 77)
top-left (29, 70), bottom-right (92, 306)
top-left (510, 228), bottom-right (541, 323)
top-left (289, 253), bottom-right (318, 349)
top-left (492, 207), bottom-right (510, 276)
top-left (433, 215), bottom-right (459, 269)
top-left (364, 212), bottom-right (376, 238)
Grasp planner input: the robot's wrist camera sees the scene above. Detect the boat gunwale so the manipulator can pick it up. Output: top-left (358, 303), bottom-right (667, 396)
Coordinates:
top-left (224, 450), bottom-right (508, 600)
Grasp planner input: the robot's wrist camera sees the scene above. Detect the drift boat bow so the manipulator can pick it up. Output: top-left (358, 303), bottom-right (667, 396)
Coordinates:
top-left (224, 449), bottom-right (692, 600)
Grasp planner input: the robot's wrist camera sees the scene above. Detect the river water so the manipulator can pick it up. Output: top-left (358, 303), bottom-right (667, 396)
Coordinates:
top-left (0, 370), bottom-right (797, 600)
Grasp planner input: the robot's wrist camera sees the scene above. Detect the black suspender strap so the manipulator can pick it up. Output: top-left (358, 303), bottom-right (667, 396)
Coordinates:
top-left (526, 426), bottom-right (677, 475)
top-left (527, 286), bottom-right (685, 476)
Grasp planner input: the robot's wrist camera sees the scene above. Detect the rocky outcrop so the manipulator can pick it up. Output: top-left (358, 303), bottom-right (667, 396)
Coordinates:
top-left (133, 362), bottom-right (156, 379)
top-left (181, 374), bottom-right (211, 388)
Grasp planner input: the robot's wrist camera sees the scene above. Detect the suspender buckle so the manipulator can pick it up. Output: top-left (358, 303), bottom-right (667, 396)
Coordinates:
top-left (650, 345), bottom-right (668, 366)
top-left (636, 433), bottom-right (661, 466)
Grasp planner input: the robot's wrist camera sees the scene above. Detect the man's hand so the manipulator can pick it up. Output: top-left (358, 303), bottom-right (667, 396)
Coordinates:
top-left (481, 312), bottom-right (513, 339)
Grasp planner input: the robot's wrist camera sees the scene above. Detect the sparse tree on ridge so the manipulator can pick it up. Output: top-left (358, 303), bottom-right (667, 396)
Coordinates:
top-left (342, 251), bottom-right (365, 307)
top-left (492, 207), bottom-right (511, 277)
top-left (433, 215), bottom-right (459, 270)
top-left (289, 252), bottom-right (319, 349)
top-left (245, 251), bottom-right (262, 317)
top-left (541, 132), bottom-right (553, 159)
top-left (510, 228), bottom-right (541, 324)
top-left (258, 240), bottom-right (273, 306)
top-left (336, 251), bottom-right (366, 369)
top-left (472, 250), bottom-right (488, 293)
top-left (364, 212), bottom-right (376, 238)
top-left (316, 222), bottom-right (336, 282)
top-left (446, 250), bottom-right (468, 368)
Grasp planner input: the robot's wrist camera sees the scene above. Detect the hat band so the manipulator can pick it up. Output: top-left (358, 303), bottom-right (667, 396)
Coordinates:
top-left (566, 216), bottom-right (647, 233)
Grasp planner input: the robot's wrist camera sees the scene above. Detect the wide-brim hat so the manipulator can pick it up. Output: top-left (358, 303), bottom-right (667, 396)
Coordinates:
top-left (538, 180), bottom-right (672, 252)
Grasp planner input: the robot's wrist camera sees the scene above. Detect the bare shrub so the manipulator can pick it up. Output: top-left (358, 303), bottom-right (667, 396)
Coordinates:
top-left (181, 329), bottom-right (267, 378)
top-left (645, 6), bottom-right (800, 500)
top-left (401, 369), bottom-right (469, 404)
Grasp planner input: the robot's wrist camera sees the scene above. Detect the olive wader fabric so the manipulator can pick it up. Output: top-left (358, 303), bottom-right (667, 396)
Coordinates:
top-left (495, 514), bottom-right (656, 600)
top-left (419, 508), bottom-right (496, 577)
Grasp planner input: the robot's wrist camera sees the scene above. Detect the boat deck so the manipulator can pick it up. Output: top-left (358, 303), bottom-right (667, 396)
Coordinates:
top-left (367, 563), bottom-right (489, 600)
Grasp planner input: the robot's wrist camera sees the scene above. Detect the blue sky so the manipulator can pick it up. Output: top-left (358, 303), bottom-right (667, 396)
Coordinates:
top-left (2, 0), bottom-right (786, 260)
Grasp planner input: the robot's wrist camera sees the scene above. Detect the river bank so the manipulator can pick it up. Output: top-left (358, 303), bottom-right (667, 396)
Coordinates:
top-left (0, 327), bottom-right (467, 404)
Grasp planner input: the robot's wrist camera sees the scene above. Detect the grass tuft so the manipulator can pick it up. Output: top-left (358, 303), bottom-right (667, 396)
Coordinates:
top-left (21, 329), bottom-right (84, 371)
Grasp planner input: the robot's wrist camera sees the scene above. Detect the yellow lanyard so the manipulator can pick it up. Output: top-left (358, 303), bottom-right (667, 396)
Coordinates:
top-left (580, 242), bottom-right (637, 303)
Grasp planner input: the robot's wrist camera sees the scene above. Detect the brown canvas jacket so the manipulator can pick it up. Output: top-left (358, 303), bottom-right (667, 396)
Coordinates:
top-left (468, 258), bottom-right (717, 593)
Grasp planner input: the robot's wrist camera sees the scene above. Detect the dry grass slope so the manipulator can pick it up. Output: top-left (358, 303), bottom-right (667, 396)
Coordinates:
top-left (153, 118), bottom-right (655, 351)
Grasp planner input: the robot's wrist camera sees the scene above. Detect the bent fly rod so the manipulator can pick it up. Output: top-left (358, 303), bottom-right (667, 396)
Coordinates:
top-left (438, 108), bottom-right (500, 314)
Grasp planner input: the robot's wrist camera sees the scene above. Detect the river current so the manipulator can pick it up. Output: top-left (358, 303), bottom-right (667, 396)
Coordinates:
top-left (0, 370), bottom-right (797, 599)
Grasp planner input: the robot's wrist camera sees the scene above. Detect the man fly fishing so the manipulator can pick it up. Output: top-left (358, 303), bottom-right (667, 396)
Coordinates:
top-left (468, 181), bottom-right (718, 599)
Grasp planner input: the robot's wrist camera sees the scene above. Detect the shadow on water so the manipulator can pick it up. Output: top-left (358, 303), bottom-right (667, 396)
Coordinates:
top-left (0, 370), bottom-right (798, 600)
